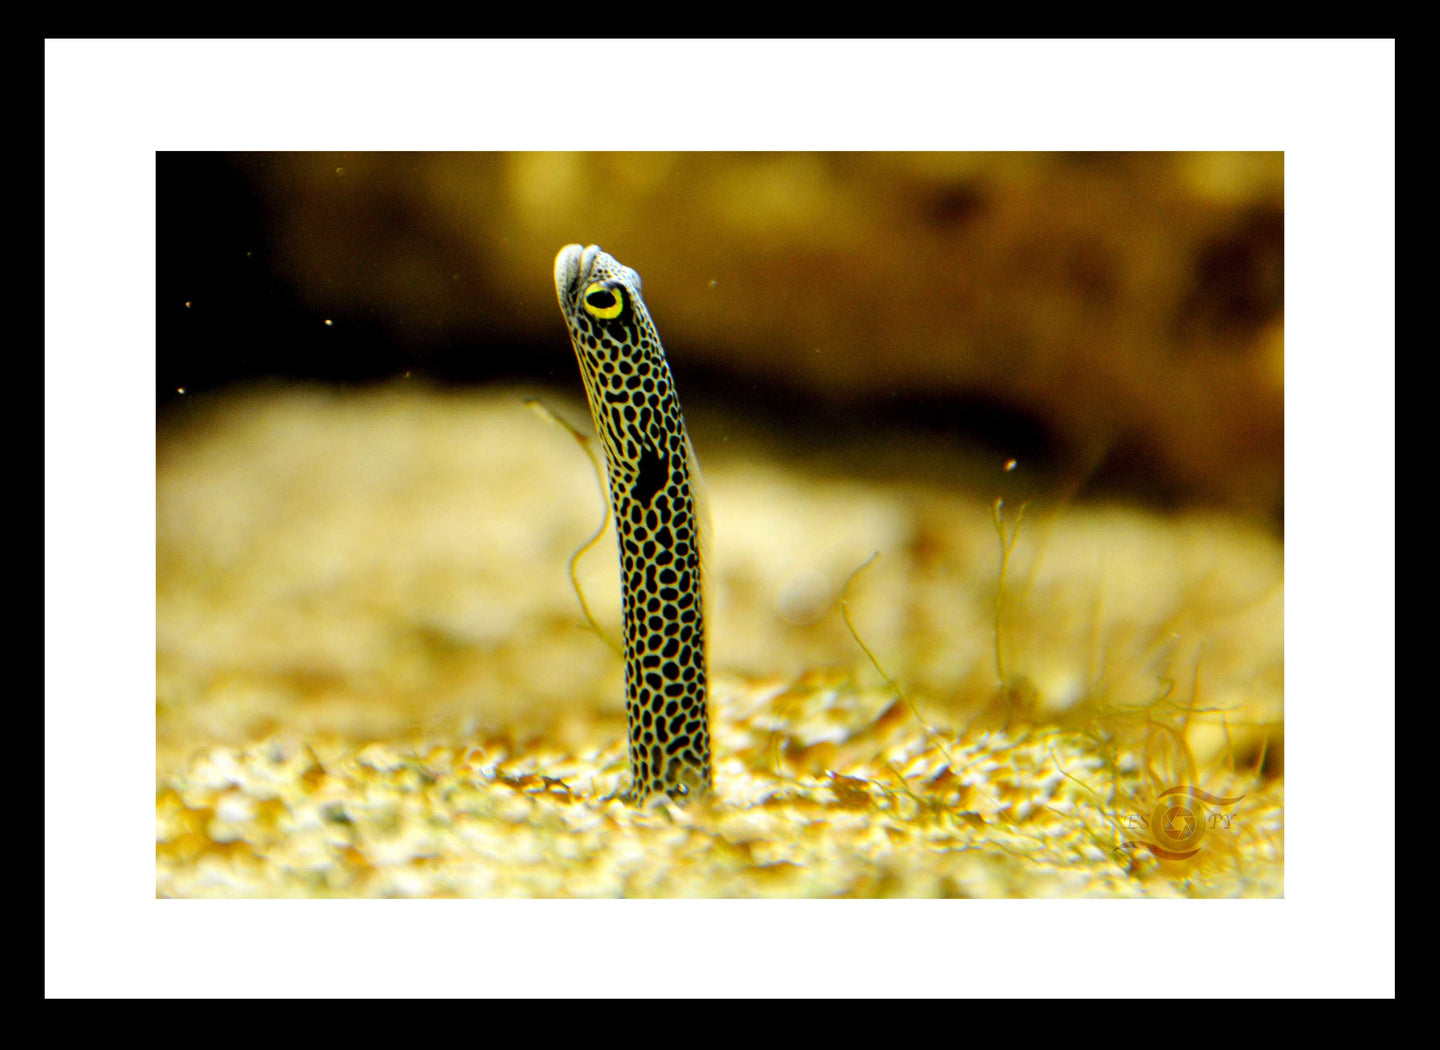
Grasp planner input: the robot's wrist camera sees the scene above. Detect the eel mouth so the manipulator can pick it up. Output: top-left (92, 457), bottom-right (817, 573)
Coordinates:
top-left (554, 243), bottom-right (604, 311)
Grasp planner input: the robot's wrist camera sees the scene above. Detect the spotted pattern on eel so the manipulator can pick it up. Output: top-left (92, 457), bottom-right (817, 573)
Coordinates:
top-left (553, 244), bottom-right (712, 805)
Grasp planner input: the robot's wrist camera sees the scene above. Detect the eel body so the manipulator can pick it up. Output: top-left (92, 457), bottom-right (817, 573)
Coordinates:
top-left (553, 244), bottom-right (711, 804)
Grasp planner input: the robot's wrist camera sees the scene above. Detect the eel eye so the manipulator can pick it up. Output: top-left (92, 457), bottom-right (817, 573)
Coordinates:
top-left (582, 282), bottom-right (624, 319)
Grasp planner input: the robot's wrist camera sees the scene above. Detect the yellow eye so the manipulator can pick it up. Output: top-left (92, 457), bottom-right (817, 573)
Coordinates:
top-left (582, 281), bottom-right (624, 319)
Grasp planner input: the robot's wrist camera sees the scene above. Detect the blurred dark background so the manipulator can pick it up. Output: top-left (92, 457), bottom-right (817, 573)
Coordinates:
top-left (157, 152), bottom-right (1283, 523)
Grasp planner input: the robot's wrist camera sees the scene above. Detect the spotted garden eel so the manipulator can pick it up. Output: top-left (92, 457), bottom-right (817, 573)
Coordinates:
top-left (553, 244), bottom-right (712, 805)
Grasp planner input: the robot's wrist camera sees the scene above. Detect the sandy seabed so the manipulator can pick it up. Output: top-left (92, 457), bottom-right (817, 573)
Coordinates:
top-left (157, 385), bottom-right (1283, 897)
